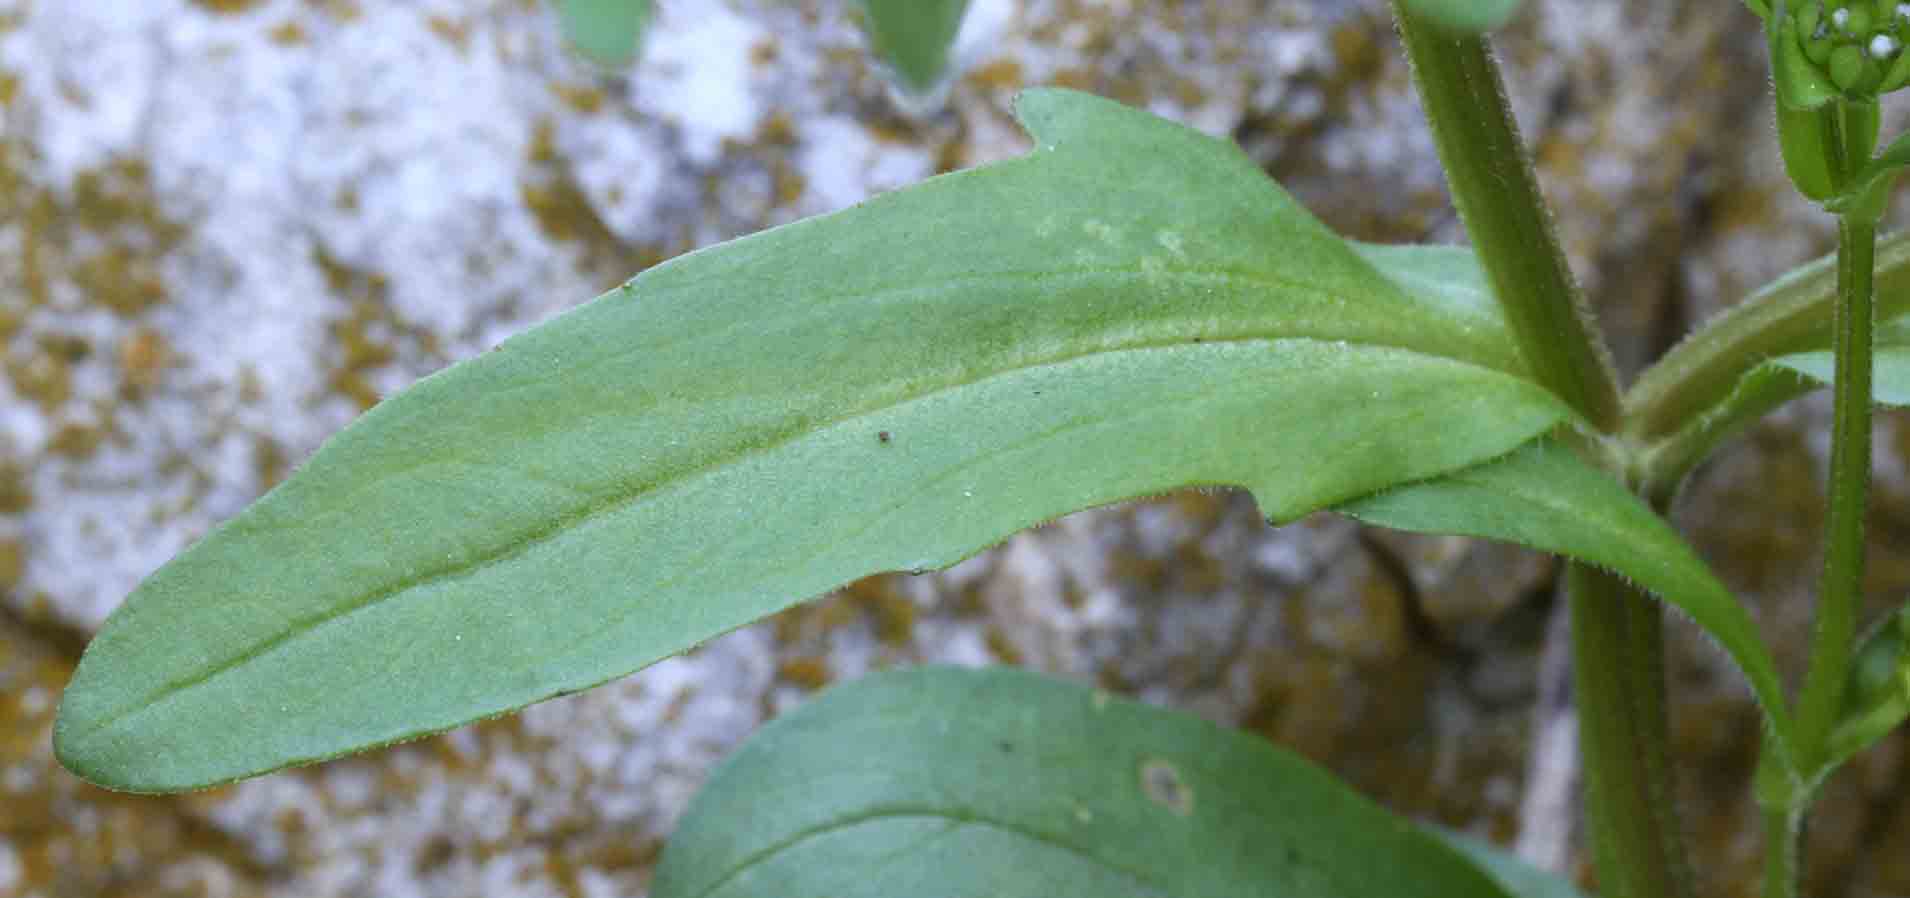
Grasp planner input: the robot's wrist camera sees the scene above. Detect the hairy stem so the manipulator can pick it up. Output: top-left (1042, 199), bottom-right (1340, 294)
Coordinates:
top-left (1392, 10), bottom-right (1686, 895)
top-left (1797, 214), bottom-right (1876, 770)
top-left (1569, 566), bottom-right (1694, 898)
top-left (1764, 807), bottom-right (1801, 898)
top-left (1391, 6), bottom-right (1621, 432)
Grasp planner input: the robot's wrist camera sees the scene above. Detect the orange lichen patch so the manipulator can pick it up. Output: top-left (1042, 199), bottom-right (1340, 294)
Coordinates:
top-left (14, 156), bottom-right (193, 319)
top-left (253, 436), bottom-right (287, 489)
top-left (189, 0), bottom-right (267, 13)
top-left (518, 117), bottom-right (648, 276)
top-left (750, 37), bottom-right (780, 67)
top-left (72, 245), bottom-right (169, 314)
top-left (326, 305), bottom-right (395, 410)
top-left (0, 538), bottom-right (22, 589)
top-left (1328, 21), bottom-right (1385, 81)
top-left (426, 14), bottom-right (471, 52)
top-left (46, 422), bottom-right (106, 458)
top-left (841, 576), bottom-right (918, 645)
top-left (521, 177), bottom-right (618, 246)
top-left (1, 620), bottom-right (280, 895)
top-left (267, 20), bottom-right (309, 46)
top-left (312, 246), bottom-right (420, 410)
top-left (526, 117), bottom-right (559, 165)
top-left (0, 300), bottom-right (20, 340)
top-left (549, 81), bottom-right (606, 115)
top-left (757, 111), bottom-right (797, 146)
top-left (770, 157), bottom-right (806, 207)
top-left (318, 0), bottom-right (364, 22)
top-left (966, 58), bottom-right (1023, 92)
top-left (117, 327), bottom-right (172, 397)
top-left (1049, 67), bottom-right (1096, 91)
top-left (776, 656), bottom-right (833, 690)
top-left (0, 464), bottom-right (29, 513)
top-left (5, 345), bottom-right (70, 410)
top-left (982, 624), bottom-right (1023, 665)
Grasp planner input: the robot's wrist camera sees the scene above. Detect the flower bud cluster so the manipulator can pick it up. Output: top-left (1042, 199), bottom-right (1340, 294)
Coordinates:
top-left (1787, 0), bottom-right (1910, 95)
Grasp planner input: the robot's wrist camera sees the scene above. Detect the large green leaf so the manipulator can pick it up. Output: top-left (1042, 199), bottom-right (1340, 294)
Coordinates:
top-left (1340, 441), bottom-right (1799, 768)
top-left (857, 0), bottom-right (972, 101)
top-left (1397, 0), bottom-right (1523, 33)
top-left (55, 89), bottom-right (1568, 792)
top-left (1424, 829), bottom-right (1588, 898)
top-left (652, 666), bottom-right (1517, 898)
top-left (555, 0), bottom-right (651, 67)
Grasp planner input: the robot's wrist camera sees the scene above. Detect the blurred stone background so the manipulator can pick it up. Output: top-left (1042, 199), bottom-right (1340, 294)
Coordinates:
top-left (3, 0), bottom-right (1909, 896)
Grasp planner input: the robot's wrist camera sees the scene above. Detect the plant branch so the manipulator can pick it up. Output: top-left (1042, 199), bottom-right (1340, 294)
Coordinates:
top-left (1392, 7), bottom-right (1621, 432)
top-left (1796, 213), bottom-right (1876, 770)
top-left (1624, 234), bottom-right (1910, 445)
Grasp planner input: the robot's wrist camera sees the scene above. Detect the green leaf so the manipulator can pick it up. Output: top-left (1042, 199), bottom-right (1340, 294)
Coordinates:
top-left (1341, 440), bottom-right (1799, 770)
top-left (556, 0), bottom-right (651, 67)
top-left (1423, 829), bottom-right (1589, 898)
top-left (857, 0), bottom-right (971, 100)
top-left (55, 88), bottom-right (1569, 792)
top-left (1824, 602), bottom-right (1910, 772)
top-left (652, 666), bottom-right (1517, 898)
top-left (1397, 0), bottom-right (1523, 33)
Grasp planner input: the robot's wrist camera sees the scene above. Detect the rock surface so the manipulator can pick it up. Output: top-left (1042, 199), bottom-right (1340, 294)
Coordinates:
top-left (2, 1), bottom-right (1908, 896)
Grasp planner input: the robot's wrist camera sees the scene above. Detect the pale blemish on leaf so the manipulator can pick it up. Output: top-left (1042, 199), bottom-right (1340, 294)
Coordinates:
top-left (1081, 218), bottom-right (1118, 244)
top-left (1140, 758), bottom-right (1192, 815)
top-left (1155, 230), bottom-right (1187, 261)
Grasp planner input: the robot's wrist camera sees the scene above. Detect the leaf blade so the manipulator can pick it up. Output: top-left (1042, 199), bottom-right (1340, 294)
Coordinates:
top-left (1423, 829), bottom-right (1589, 898)
top-left (652, 666), bottom-right (1517, 898)
top-left (55, 89), bottom-right (1568, 791)
top-left (1341, 441), bottom-right (1799, 766)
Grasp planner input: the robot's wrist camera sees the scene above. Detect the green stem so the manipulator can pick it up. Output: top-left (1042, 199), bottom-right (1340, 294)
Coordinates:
top-left (1569, 566), bottom-right (1694, 898)
top-left (1796, 213), bottom-right (1876, 770)
top-left (1391, 6), bottom-right (1621, 432)
top-left (1763, 807), bottom-right (1801, 898)
top-left (1391, 11), bottom-right (1681, 895)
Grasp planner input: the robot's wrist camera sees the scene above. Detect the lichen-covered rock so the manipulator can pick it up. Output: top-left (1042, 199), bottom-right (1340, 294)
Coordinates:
top-left (3, 1), bottom-right (1908, 896)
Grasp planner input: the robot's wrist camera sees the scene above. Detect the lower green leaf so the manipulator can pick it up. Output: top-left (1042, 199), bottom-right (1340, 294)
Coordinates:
top-left (652, 666), bottom-right (1518, 898)
top-left (1423, 828), bottom-right (1588, 898)
top-left (1340, 441), bottom-right (1799, 771)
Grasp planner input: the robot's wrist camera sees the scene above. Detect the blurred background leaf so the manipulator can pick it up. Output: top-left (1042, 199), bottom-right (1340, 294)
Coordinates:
top-left (556, 0), bottom-right (652, 67)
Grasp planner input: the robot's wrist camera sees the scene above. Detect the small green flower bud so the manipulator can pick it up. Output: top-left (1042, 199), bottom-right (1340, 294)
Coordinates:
top-left (1781, 1), bottom-right (1910, 101)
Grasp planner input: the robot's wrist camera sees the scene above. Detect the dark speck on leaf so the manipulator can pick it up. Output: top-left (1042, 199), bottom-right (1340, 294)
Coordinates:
top-left (878, 430), bottom-right (892, 444)
top-left (997, 740), bottom-right (1014, 753)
